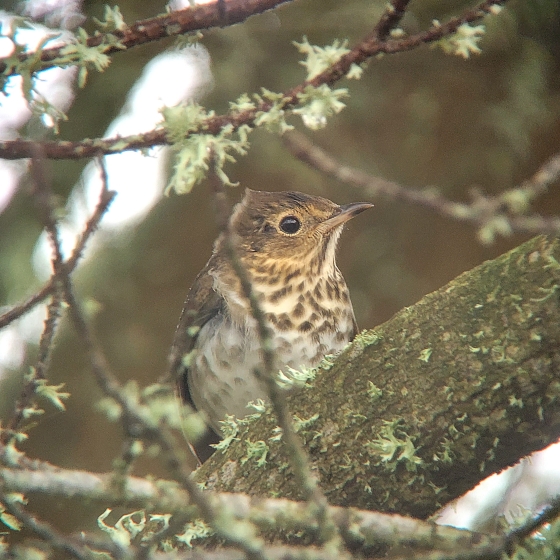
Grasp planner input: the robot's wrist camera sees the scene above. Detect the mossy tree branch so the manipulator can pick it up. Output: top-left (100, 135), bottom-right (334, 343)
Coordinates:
top-left (0, 0), bottom-right (295, 78)
top-left (0, 0), bottom-right (507, 161)
top-left (195, 234), bottom-right (560, 520)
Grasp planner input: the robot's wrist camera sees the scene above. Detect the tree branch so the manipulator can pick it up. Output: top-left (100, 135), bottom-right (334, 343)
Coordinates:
top-left (194, 234), bottom-right (560, 520)
top-left (0, 0), bottom-right (295, 78)
top-left (2, 151), bottom-right (73, 444)
top-left (0, 0), bottom-right (508, 161)
top-left (283, 130), bottom-right (560, 240)
top-left (0, 487), bottom-right (96, 560)
top-left (0, 465), bottom-right (498, 553)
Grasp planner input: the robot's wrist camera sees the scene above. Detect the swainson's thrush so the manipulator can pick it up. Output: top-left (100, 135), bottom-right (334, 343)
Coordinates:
top-left (170, 189), bottom-right (372, 438)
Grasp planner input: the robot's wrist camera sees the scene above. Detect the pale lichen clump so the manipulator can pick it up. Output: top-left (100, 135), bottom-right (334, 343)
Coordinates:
top-left (97, 508), bottom-right (207, 551)
top-left (176, 519), bottom-right (213, 547)
top-left (211, 399), bottom-right (270, 453)
top-left (242, 440), bottom-right (269, 467)
top-left (366, 420), bottom-right (423, 473)
top-left (1, 6), bottom-right (127, 133)
top-left (34, 376), bottom-right (70, 411)
top-left (434, 22), bottom-right (486, 59)
top-left (293, 37), bottom-right (350, 80)
top-left (418, 348), bottom-right (432, 363)
top-left (367, 381), bottom-right (383, 402)
top-left (0, 494), bottom-right (26, 531)
top-left (161, 102), bottom-right (251, 195)
top-left (163, 36), bottom-right (362, 195)
top-left (356, 330), bottom-right (383, 347)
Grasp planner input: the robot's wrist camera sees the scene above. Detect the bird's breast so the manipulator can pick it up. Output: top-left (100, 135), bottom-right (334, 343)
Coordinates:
top-left (189, 273), bottom-right (356, 432)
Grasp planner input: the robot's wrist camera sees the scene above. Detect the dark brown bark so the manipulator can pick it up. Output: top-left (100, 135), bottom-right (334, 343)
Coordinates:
top-left (0, 0), bottom-right (295, 77)
top-left (196, 235), bottom-right (560, 520)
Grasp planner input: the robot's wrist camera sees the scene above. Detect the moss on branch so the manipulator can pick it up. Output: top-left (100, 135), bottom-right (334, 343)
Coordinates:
top-left (196, 235), bottom-right (560, 520)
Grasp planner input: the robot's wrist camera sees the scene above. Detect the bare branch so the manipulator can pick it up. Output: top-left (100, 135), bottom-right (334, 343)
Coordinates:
top-left (58, 247), bottom-right (267, 560)
top-left (0, 164), bottom-right (115, 330)
top-left (512, 151), bottom-right (560, 201)
top-left (1, 151), bottom-right (67, 445)
top-left (0, 283), bottom-right (54, 330)
top-left (283, 130), bottom-right (560, 239)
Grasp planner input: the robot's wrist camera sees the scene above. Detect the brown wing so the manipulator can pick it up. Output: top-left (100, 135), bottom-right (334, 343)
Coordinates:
top-left (169, 258), bottom-right (224, 409)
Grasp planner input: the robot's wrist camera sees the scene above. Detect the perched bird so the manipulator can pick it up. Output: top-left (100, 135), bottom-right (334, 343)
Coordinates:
top-left (170, 189), bottom-right (372, 448)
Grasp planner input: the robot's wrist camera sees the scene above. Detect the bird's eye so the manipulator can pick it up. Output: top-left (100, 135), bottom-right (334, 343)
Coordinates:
top-left (279, 215), bottom-right (301, 234)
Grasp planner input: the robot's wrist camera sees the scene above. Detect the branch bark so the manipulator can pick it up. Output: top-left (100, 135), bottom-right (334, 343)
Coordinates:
top-left (0, 0), bottom-right (508, 161)
top-left (0, 0), bottom-right (295, 77)
top-left (195, 235), bottom-right (560, 520)
top-left (0, 465), bottom-right (498, 552)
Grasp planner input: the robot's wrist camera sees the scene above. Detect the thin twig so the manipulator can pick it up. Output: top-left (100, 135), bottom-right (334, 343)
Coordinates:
top-left (0, 0), bottom-right (509, 162)
top-left (0, 488), bottom-right (92, 560)
top-left (60, 253), bottom-right (267, 560)
top-left (0, 284), bottom-right (54, 330)
top-left (371, 0), bottom-right (412, 40)
top-left (1, 151), bottom-right (67, 445)
top-left (0, 162), bottom-right (116, 330)
top-left (513, 152), bottom-right (560, 201)
top-left (283, 130), bottom-right (560, 239)
top-left (505, 496), bottom-right (560, 554)
top-left (208, 158), bottom-right (344, 552)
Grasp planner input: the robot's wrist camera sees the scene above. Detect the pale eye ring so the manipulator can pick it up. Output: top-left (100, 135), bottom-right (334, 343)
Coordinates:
top-left (279, 215), bottom-right (301, 234)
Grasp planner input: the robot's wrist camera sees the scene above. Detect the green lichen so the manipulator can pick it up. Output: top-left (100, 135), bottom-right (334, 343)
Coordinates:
top-left (433, 438), bottom-right (455, 465)
top-left (268, 426), bottom-right (283, 443)
top-left (162, 101), bottom-right (251, 195)
top-left (530, 284), bottom-right (559, 302)
top-left (0, 494), bottom-right (25, 531)
top-left (367, 382), bottom-right (383, 401)
top-left (92, 5), bottom-right (127, 32)
top-left (435, 22), bottom-right (486, 59)
top-left (229, 93), bottom-right (257, 113)
top-left (277, 364), bottom-right (317, 388)
top-left (354, 330), bottom-right (383, 349)
top-left (212, 415), bottom-right (241, 452)
top-left (176, 519), bottom-right (213, 547)
top-left (241, 440), bottom-right (269, 467)
top-left (292, 413), bottom-right (320, 433)
top-left (98, 509), bottom-right (146, 548)
top-left (254, 100), bottom-right (293, 134)
top-left (35, 378), bottom-right (70, 411)
top-left (544, 255), bottom-right (560, 272)
top-left (293, 84), bottom-right (348, 130)
top-left (293, 36), bottom-right (350, 80)
top-left (57, 27), bottom-right (114, 88)
top-left (365, 420), bottom-right (423, 472)
top-left (508, 395), bottom-right (524, 408)
top-left (418, 348), bottom-right (432, 363)
top-left (477, 215), bottom-right (513, 244)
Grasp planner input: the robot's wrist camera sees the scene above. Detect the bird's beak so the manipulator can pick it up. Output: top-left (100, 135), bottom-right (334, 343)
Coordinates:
top-left (321, 202), bottom-right (373, 231)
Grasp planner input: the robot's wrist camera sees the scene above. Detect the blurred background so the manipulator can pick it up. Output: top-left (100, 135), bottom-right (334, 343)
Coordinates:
top-left (0, 0), bottom-right (559, 539)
